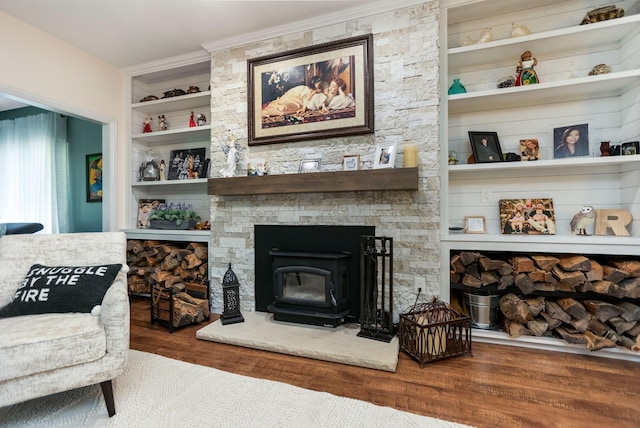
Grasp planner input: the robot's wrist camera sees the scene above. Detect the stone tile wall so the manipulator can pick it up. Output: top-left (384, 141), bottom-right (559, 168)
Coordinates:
top-left (206, 1), bottom-right (441, 319)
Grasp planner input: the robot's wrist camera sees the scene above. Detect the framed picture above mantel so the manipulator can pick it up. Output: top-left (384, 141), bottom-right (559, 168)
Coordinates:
top-left (247, 34), bottom-right (374, 146)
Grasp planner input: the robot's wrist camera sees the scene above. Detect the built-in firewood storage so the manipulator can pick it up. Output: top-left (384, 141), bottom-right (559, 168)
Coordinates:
top-left (127, 239), bottom-right (210, 331)
top-left (451, 251), bottom-right (640, 353)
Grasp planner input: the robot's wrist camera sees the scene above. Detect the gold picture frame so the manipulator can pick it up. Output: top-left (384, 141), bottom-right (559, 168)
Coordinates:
top-left (464, 216), bottom-right (486, 234)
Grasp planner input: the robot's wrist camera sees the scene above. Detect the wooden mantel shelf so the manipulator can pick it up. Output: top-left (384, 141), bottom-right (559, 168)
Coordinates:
top-left (207, 167), bottom-right (419, 196)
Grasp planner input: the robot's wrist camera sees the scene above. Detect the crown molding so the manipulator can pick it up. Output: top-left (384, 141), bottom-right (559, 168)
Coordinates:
top-left (201, 0), bottom-right (430, 53)
top-left (121, 50), bottom-right (210, 77)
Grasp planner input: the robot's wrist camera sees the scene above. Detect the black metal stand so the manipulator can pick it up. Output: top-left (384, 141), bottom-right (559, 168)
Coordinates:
top-left (357, 236), bottom-right (394, 342)
top-left (221, 263), bottom-right (244, 325)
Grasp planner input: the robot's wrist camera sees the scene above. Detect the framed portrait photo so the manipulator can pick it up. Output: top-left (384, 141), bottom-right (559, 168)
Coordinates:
top-left (299, 159), bottom-right (321, 173)
top-left (520, 138), bottom-right (540, 161)
top-left (468, 132), bottom-right (503, 163)
top-left (373, 143), bottom-right (397, 169)
top-left (553, 123), bottom-right (589, 159)
top-left (464, 216), bottom-right (486, 234)
top-left (499, 198), bottom-right (556, 235)
top-left (342, 155), bottom-right (360, 171)
top-left (248, 34), bottom-right (374, 146)
top-left (86, 153), bottom-right (102, 202)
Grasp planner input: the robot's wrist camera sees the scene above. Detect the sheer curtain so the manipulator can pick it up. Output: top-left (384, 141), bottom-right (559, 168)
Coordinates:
top-left (0, 112), bottom-right (71, 234)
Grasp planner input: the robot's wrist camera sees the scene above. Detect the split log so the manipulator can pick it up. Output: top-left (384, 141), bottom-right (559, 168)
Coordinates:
top-left (584, 331), bottom-right (617, 351)
top-left (585, 260), bottom-right (604, 281)
top-left (526, 318), bottom-right (549, 336)
top-left (499, 293), bottom-right (532, 323)
top-left (610, 260), bottom-right (640, 277)
top-left (514, 273), bottom-right (536, 295)
top-left (525, 296), bottom-right (545, 316)
top-left (632, 335), bottom-right (640, 352)
top-left (592, 280), bottom-right (627, 299)
top-left (555, 327), bottom-right (586, 345)
top-left (606, 316), bottom-right (636, 335)
top-left (504, 319), bottom-right (531, 337)
top-left (185, 253), bottom-right (204, 269)
top-left (617, 301), bottom-right (640, 322)
top-left (480, 271), bottom-right (499, 286)
top-left (619, 277), bottom-right (640, 299)
top-left (529, 270), bottom-right (553, 283)
top-left (479, 256), bottom-right (507, 271)
top-left (511, 256), bottom-right (536, 273)
top-left (551, 266), bottom-right (586, 288)
top-left (583, 300), bottom-right (623, 322)
top-left (462, 273), bottom-right (483, 288)
top-left (603, 265), bottom-right (629, 283)
top-left (556, 298), bottom-right (588, 320)
top-left (460, 251), bottom-right (482, 266)
top-left (450, 271), bottom-right (461, 283)
top-left (497, 274), bottom-right (514, 290)
top-left (540, 312), bottom-right (563, 330)
top-left (531, 255), bottom-right (559, 272)
top-left (627, 323), bottom-right (640, 337)
top-left (450, 254), bottom-right (466, 273)
top-left (545, 301), bottom-right (572, 324)
top-left (558, 255), bottom-right (592, 272)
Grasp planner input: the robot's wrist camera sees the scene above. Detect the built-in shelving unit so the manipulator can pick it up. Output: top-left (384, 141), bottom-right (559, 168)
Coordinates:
top-left (439, 0), bottom-right (640, 360)
top-left (208, 167), bottom-right (419, 196)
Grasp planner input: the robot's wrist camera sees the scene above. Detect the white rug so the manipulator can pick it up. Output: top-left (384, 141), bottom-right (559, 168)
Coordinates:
top-left (0, 350), bottom-right (471, 428)
top-left (196, 311), bottom-right (399, 372)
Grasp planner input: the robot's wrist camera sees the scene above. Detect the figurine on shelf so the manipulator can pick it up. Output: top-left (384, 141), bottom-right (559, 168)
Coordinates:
top-left (158, 115), bottom-right (168, 131)
top-left (462, 28), bottom-right (493, 46)
top-left (220, 130), bottom-right (243, 177)
top-left (510, 22), bottom-right (531, 38)
top-left (159, 159), bottom-right (166, 181)
top-left (196, 113), bottom-right (207, 126)
top-left (515, 50), bottom-right (539, 86)
top-left (142, 116), bottom-right (153, 133)
top-left (189, 111), bottom-right (196, 128)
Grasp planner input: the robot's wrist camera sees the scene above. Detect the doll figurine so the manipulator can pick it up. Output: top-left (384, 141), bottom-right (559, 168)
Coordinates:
top-left (516, 50), bottom-right (539, 86)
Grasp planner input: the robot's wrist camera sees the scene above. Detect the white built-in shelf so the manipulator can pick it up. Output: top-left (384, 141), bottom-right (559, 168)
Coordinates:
top-left (132, 125), bottom-right (211, 145)
top-left (131, 91), bottom-right (211, 115)
top-left (449, 154), bottom-right (640, 179)
top-left (448, 14), bottom-right (640, 70)
top-left (131, 178), bottom-right (208, 188)
top-left (442, 233), bottom-right (640, 256)
top-left (448, 70), bottom-right (640, 114)
top-left (122, 228), bottom-right (210, 243)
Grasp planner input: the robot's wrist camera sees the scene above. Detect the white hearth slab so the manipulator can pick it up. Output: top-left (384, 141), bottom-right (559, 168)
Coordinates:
top-left (196, 311), bottom-right (399, 372)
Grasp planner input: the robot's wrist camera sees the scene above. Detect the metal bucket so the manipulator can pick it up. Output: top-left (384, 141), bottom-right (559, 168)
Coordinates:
top-left (464, 293), bottom-right (500, 329)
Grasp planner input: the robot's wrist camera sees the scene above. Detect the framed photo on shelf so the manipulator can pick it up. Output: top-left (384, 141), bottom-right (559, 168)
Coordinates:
top-left (373, 143), bottom-right (396, 169)
top-left (520, 138), bottom-right (540, 161)
top-left (464, 216), bottom-right (486, 234)
top-left (342, 155), bottom-right (360, 171)
top-left (167, 148), bottom-right (206, 180)
top-left (468, 132), bottom-right (503, 163)
top-left (499, 198), bottom-right (556, 235)
top-left (137, 199), bottom-right (165, 229)
top-left (622, 141), bottom-right (639, 155)
top-left (299, 159), bottom-right (321, 173)
top-left (247, 34), bottom-right (374, 146)
top-left (553, 123), bottom-right (589, 159)
top-left (86, 153), bottom-right (102, 203)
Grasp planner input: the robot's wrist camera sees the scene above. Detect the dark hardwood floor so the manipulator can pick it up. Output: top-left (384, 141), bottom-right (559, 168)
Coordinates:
top-left (129, 296), bottom-right (640, 428)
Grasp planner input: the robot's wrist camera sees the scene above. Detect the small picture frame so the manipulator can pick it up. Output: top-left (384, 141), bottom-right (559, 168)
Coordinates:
top-left (137, 199), bottom-right (165, 229)
top-left (342, 155), bottom-right (360, 171)
top-left (373, 143), bottom-right (397, 169)
top-left (520, 138), bottom-right (540, 161)
top-left (468, 132), bottom-right (503, 163)
top-left (553, 123), bottom-right (589, 158)
top-left (622, 141), bottom-right (639, 155)
top-left (464, 216), bottom-right (486, 234)
top-left (299, 159), bottom-right (321, 173)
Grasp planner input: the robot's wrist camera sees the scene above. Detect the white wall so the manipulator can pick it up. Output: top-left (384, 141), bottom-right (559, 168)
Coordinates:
top-left (0, 10), bottom-right (126, 231)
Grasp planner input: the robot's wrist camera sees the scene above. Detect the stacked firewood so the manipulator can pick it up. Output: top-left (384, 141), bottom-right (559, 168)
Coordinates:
top-left (451, 251), bottom-right (640, 352)
top-left (127, 240), bottom-right (210, 329)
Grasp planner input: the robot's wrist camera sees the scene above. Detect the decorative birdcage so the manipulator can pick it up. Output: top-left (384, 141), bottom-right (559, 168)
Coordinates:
top-left (398, 298), bottom-right (472, 367)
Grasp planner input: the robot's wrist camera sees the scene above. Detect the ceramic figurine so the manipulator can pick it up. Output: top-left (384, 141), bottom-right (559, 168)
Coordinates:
top-left (189, 111), bottom-right (196, 128)
top-left (196, 113), bottom-right (206, 126)
top-left (570, 206), bottom-right (596, 235)
top-left (462, 28), bottom-right (493, 46)
top-left (510, 22), bottom-right (531, 38)
top-left (158, 114), bottom-right (168, 131)
top-left (142, 116), bottom-right (153, 133)
top-left (159, 160), bottom-right (166, 181)
top-left (516, 50), bottom-right (539, 86)
top-left (220, 130), bottom-right (242, 178)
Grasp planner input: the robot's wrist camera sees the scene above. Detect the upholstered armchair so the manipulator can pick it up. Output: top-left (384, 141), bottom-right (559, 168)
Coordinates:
top-left (0, 232), bottom-right (129, 417)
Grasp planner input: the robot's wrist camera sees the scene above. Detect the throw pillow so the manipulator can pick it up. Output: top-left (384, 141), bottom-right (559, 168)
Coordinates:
top-left (0, 263), bottom-right (122, 318)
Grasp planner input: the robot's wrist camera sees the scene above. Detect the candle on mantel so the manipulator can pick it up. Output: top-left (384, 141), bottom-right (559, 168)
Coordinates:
top-left (403, 144), bottom-right (417, 168)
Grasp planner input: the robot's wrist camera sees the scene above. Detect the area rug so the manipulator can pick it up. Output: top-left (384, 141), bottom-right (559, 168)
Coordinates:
top-left (196, 311), bottom-right (399, 372)
top-left (0, 350), bottom-right (471, 428)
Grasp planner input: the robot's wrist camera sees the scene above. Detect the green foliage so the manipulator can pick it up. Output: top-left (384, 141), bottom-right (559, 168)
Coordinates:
top-left (148, 202), bottom-right (201, 226)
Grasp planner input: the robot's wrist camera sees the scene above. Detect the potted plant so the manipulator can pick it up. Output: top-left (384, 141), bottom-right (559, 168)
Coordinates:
top-left (148, 202), bottom-right (201, 230)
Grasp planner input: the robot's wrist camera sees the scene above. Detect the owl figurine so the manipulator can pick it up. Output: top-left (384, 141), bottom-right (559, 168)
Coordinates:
top-left (570, 206), bottom-right (596, 235)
